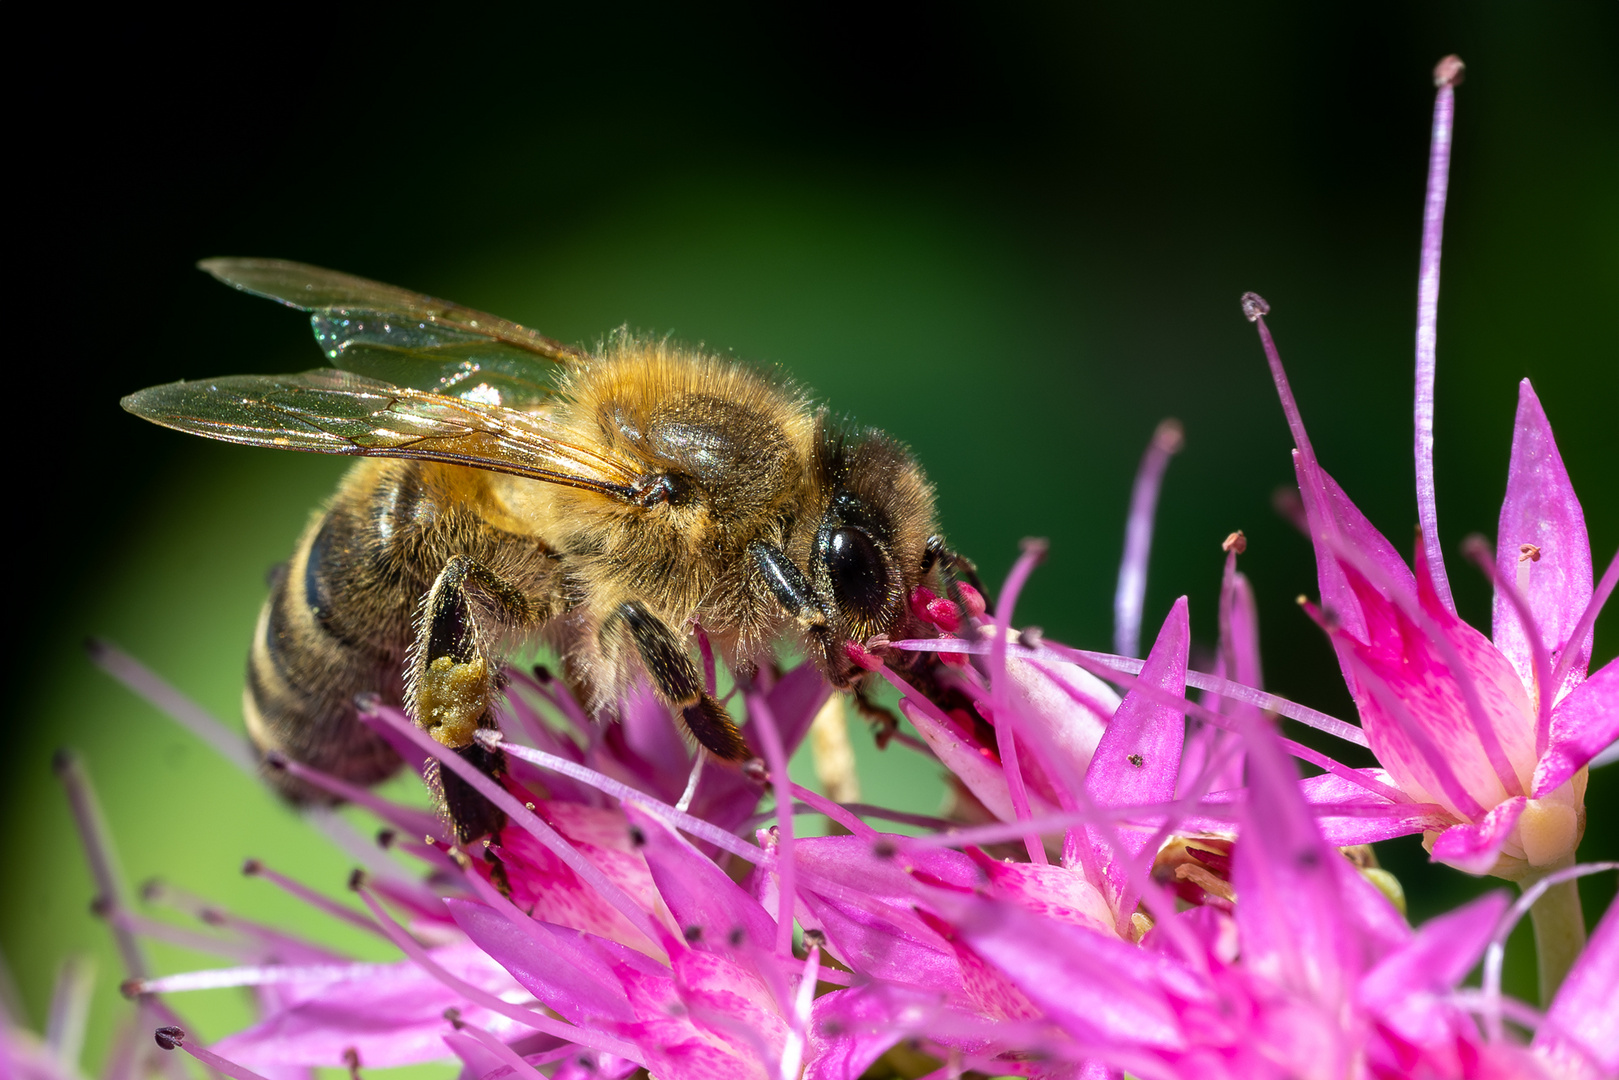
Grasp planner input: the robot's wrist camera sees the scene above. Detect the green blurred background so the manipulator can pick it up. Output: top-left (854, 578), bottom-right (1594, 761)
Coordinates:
top-left (6, 2), bottom-right (1615, 1069)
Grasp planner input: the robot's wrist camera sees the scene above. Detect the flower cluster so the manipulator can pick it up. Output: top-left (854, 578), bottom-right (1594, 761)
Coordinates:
top-left (7, 54), bottom-right (1616, 1080)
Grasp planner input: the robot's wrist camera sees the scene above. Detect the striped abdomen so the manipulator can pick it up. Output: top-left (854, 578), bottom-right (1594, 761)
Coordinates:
top-left (245, 468), bottom-right (413, 803)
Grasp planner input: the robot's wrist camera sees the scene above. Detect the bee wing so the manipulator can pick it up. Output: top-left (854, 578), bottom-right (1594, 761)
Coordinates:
top-left (122, 369), bottom-right (642, 499)
top-left (201, 258), bottom-right (587, 411)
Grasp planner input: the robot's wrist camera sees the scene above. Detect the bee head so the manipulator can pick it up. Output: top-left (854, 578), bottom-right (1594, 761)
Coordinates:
top-left (807, 428), bottom-right (940, 682)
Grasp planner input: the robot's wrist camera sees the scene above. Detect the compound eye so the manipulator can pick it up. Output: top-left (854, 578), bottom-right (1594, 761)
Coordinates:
top-left (826, 526), bottom-right (890, 621)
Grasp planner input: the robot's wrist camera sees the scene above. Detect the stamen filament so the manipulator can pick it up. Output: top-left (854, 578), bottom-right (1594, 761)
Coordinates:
top-left (746, 690), bottom-right (798, 956)
top-left (894, 636), bottom-right (1371, 749)
top-left (1462, 535), bottom-right (1555, 758)
top-left (242, 859), bottom-right (386, 939)
top-left (478, 731), bottom-right (763, 864)
top-left (86, 640), bottom-right (259, 775)
top-left (1482, 862), bottom-right (1616, 1029)
top-left (447, 1015), bottom-right (552, 1080)
top-left (153, 1026), bottom-right (274, 1080)
top-left (54, 752), bottom-right (148, 980)
top-left (991, 539), bottom-right (1049, 864)
top-left (1549, 545), bottom-right (1618, 693)
top-left (1413, 56), bottom-right (1467, 615)
top-left (365, 704), bottom-right (664, 946)
top-left (129, 961), bottom-right (398, 994)
top-left (1114, 419), bottom-right (1184, 659)
top-left (353, 881), bottom-right (642, 1061)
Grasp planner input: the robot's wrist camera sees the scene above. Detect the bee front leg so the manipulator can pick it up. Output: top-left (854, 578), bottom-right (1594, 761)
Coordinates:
top-left (607, 601), bottom-right (751, 762)
top-left (413, 554), bottom-right (536, 843)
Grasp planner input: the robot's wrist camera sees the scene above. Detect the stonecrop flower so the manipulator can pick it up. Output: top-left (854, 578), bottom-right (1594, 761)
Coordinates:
top-left (1239, 56), bottom-right (1617, 883)
top-left (34, 51), bottom-right (1617, 1080)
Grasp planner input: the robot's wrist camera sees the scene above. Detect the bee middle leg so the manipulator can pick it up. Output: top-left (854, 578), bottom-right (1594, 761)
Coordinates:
top-left (412, 554), bottom-right (540, 842)
top-left (606, 601), bottom-right (751, 762)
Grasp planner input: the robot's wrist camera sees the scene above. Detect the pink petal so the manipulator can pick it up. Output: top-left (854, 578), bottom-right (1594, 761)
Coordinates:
top-left (993, 635), bottom-right (1119, 779)
top-left (922, 887), bottom-right (1190, 1053)
top-left (494, 804), bottom-right (661, 951)
top-left (1232, 718), bottom-right (1369, 1003)
top-left (804, 985), bottom-right (943, 1080)
top-left (612, 964), bottom-right (766, 1079)
top-left (1293, 456), bottom-right (1416, 650)
top-left (1536, 886), bottom-right (1619, 1078)
top-left (445, 899), bottom-right (636, 1023)
top-left (623, 807), bottom-right (777, 957)
top-left (1075, 597), bottom-right (1189, 917)
top-left (1297, 770), bottom-right (1452, 845)
top-left (216, 945), bottom-right (526, 1067)
top-left (1334, 556), bottom-right (1536, 814)
top-left (1358, 891), bottom-right (1508, 1019)
top-left (668, 947), bottom-right (789, 1054)
top-left (1534, 657), bottom-right (1619, 796)
top-left (899, 697), bottom-right (1054, 824)
top-left (1428, 797), bottom-right (1527, 876)
top-left (968, 849), bottom-right (1116, 936)
top-left (1495, 380), bottom-right (1594, 706)
top-left (792, 836), bottom-right (975, 997)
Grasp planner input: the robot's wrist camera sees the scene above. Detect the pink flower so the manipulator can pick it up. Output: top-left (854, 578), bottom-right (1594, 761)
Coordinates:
top-left (1242, 57), bottom-right (1617, 880)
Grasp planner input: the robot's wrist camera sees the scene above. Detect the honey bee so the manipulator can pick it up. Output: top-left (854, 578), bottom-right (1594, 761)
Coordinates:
top-left (123, 259), bottom-right (978, 841)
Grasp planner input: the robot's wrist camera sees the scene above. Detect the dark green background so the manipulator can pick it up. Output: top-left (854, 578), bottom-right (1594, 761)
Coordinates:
top-left (6, 3), bottom-right (1615, 1069)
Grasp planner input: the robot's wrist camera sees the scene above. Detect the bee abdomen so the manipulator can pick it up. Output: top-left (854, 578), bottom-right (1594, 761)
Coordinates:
top-left (245, 507), bottom-right (406, 804)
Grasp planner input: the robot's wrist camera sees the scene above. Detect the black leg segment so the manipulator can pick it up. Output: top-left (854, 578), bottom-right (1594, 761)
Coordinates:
top-left (613, 601), bottom-right (750, 761)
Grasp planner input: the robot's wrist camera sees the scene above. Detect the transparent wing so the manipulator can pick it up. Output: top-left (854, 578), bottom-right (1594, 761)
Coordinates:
top-left (200, 258), bottom-right (587, 411)
top-left (122, 369), bottom-right (641, 499)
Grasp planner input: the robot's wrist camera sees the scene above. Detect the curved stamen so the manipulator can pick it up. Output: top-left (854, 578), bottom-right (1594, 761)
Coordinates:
top-left (1549, 546), bottom-right (1618, 694)
top-left (1481, 861), bottom-right (1618, 1042)
top-left (990, 538), bottom-right (1050, 864)
top-left (1414, 56), bottom-right (1467, 615)
top-left (1114, 420), bottom-right (1184, 658)
top-left (1462, 535), bottom-right (1555, 760)
top-left (745, 690), bottom-right (798, 957)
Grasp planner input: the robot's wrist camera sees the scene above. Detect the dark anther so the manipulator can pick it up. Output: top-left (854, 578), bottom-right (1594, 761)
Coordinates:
top-left (343, 1047), bottom-right (362, 1080)
top-left (577, 1055), bottom-right (598, 1072)
top-left (820, 1020), bottom-right (845, 1037)
top-left (1296, 849), bottom-right (1321, 869)
top-left (377, 829), bottom-right (397, 849)
top-left (89, 895), bottom-right (112, 918)
top-left (443, 1007), bottom-right (464, 1029)
top-left (120, 977), bottom-right (145, 999)
top-left (51, 747), bottom-right (75, 775)
top-left (1128, 753), bottom-right (1144, 768)
top-left (728, 926), bottom-right (746, 947)
top-left (742, 758), bottom-right (770, 783)
top-left (200, 908), bottom-right (226, 927)
top-left (872, 839), bottom-right (897, 860)
top-left (263, 750), bottom-right (289, 771)
top-left (348, 868), bottom-right (368, 891)
top-left (1241, 292), bottom-right (1270, 322)
top-left (803, 928), bottom-right (827, 948)
top-left (241, 859), bottom-right (262, 875)
top-left (683, 925), bottom-right (703, 942)
top-left (154, 1025), bottom-right (185, 1050)
top-left (628, 825), bottom-right (646, 848)
top-left (140, 879), bottom-right (162, 901)
top-left (532, 663), bottom-right (553, 683)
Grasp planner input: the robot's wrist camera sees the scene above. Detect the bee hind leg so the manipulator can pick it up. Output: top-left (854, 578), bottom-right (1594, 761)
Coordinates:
top-left (413, 554), bottom-right (539, 843)
top-left (608, 601), bottom-right (751, 762)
